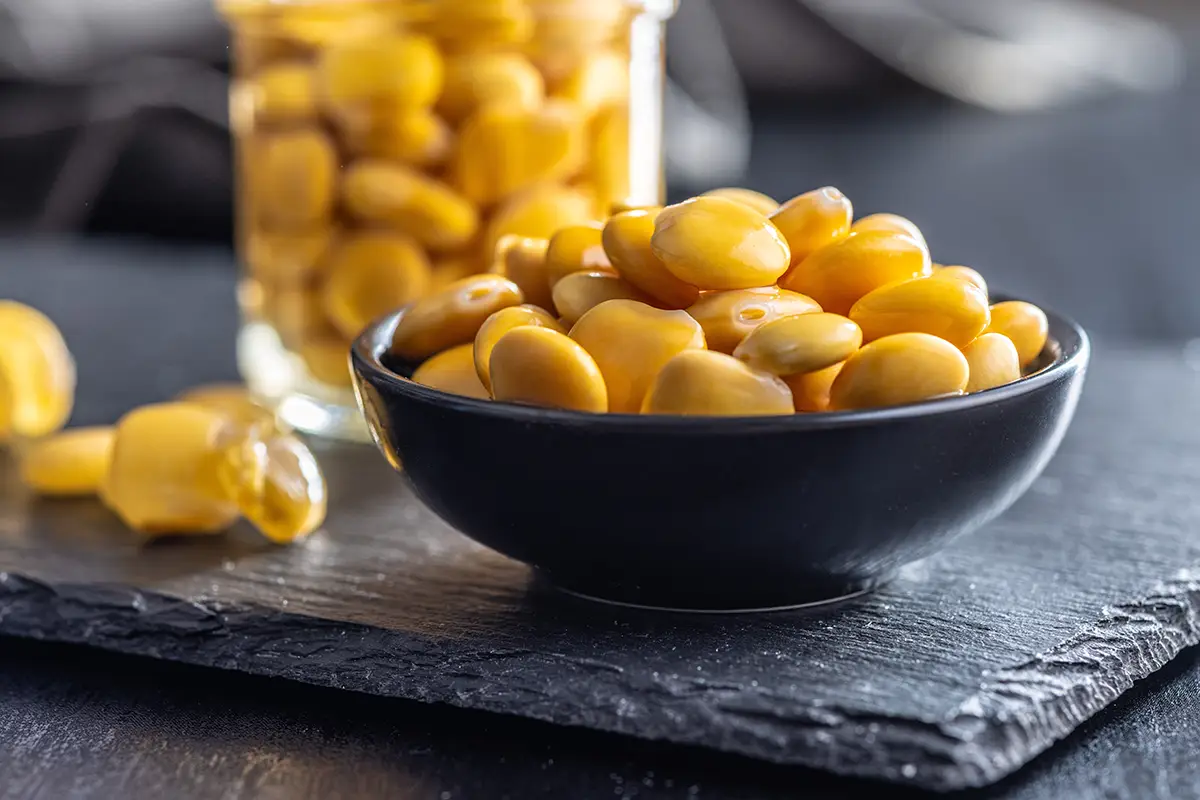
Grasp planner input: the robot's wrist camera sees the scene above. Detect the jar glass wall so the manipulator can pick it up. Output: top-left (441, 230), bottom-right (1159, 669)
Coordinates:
top-left (220, 0), bottom-right (677, 439)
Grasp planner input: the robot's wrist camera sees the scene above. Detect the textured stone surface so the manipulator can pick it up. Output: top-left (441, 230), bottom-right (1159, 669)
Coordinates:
top-left (5, 243), bottom-right (1200, 791)
top-left (2, 343), bottom-right (1200, 790)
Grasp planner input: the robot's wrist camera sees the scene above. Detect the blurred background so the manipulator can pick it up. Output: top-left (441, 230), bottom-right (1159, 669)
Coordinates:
top-left (1, 0), bottom-right (1198, 341)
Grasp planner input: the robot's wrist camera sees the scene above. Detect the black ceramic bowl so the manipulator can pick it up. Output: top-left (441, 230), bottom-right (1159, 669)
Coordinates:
top-left (350, 301), bottom-right (1089, 611)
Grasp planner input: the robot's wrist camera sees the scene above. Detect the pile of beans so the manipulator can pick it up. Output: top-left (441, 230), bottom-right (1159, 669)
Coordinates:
top-left (223, 0), bottom-right (636, 387)
top-left (0, 301), bottom-right (325, 542)
top-left (396, 186), bottom-right (1050, 414)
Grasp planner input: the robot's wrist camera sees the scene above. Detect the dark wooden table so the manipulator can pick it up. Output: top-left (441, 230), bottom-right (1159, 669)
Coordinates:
top-left (4, 62), bottom-right (1200, 797)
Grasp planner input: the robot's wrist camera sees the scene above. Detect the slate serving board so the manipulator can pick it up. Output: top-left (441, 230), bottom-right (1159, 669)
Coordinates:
top-left (2, 342), bottom-right (1200, 791)
top-left (5, 249), bottom-right (1200, 791)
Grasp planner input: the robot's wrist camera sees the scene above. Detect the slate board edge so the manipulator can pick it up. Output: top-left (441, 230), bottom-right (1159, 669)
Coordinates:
top-left (0, 569), bottom-right (1196, 792)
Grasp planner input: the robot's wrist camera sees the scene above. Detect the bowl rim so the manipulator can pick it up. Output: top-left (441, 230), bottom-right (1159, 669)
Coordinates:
top-left (350, 295), bottom-right (1090, 433)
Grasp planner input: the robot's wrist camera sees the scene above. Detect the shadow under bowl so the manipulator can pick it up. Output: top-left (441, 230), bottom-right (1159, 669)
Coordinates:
top-left (350, 300), bottom-right (1089, 612)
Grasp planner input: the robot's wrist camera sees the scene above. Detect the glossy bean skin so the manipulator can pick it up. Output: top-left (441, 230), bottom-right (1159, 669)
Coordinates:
top-left (473, 304), bottom-right (564, 391)
top-left (223, 432), bottom-right (328, 544)
top-left (19, 427), bottom-right (115, 496)
top-left (768, 186), bottom-right (853, 266)
top-left (701, 187), bottom-right (779, 216)
top-left (552, 271), bottom-right (650, 326)
top-left (544, 222), bottom-right (612, 289)
top-left (651, 197), bottom-right (791, 290)
top-left (733, 313), bottom-right (862, 376)
top-left (341, 161), bottom-right (478, 252)
top-left (829, 332), bottom-right (969, 410)
top-left (322, 232), bottom-right (431, 338)
top-left (849, 276), bottom-right (990, 348)
top-left (412, 343), bottom-right (491, 400)
top-left (495, 235), bottom-right (554, 310)
top-left (963, 332), bottom-right (1021, 393)
top-left (483, 185), bottom-right (595, 263)
top-left (489, 326), bottom-right (608, 412)
top-left (569, 300), bottom-right (706, 413)
top-left (784, 362), bottom-right (843, 413)
top-left (642, 350), bottom-right (793, 416)
top-left (931, 265), bottom-right (988, 297)
top-left (0, 301), bottom-right (76, 441)
top-left (986, 301), bottom-right (1049, 367)
top-left (779, 230), bottom-right (932, 316)
top-left (602, 209), bottom-right (699, 309)
top-left (391, 274), bottom-right (523, 361)
top-left (685, 287), bottom-right (822, 354)
top-left (100, 403), bottom-right (242, 536)
top-left (850, 212), bottom-right (927, 249)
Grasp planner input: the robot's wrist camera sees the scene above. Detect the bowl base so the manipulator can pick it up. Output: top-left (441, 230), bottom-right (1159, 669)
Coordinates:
top-left (538, 572), bottom-right (888, 615)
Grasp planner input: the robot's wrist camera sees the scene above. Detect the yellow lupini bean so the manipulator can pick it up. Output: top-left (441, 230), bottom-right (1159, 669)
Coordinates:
top-left (256, 129), bottom-right (337, 228)
top-left (963, 333), bottom-right (1022, 393)
top-left (245, 228), bottom-right (334, 284)
top-left (784, 362), bottom-right (844, 413)
top-left (569, 300), bottom-right (706, 413)
top-left (299, 338), bottom-right (354, 387)
top-left (220, 432), bottom-right (327, 544)
top-left (412, 343), bottom-right (491, 400)
top-left (317, 34), bottom-right (443, 123)
top-left (321, 232), bottom-right (432, 339)
top-left (344, 109), bottom-right (453, 167)
top-left (483, 184), bottom-right (595, 262)
top-left (932, 265), bottom-right (988, 297)
top-left (438, 52), bottom-right (544, 123)
top-left (769, 186), bottom-right (853, 266)
top-left (849, 276), bottom-right (990, 348)
top-left (602, 208), bottom-right (699, 309)
top-left (176, 383), bottom-right (286, 435)
top-left (552, 271), bottom-right (651, 326)
top-left (986, 301), bottom-right (1049, 367)
top-left (100, 403), bottom-right (242, 536)
top-left (251, 62), bottom-right (318, 124)
top-left (686, 287), bottom-right (822, 354)
top-left (263, 286), bottom-right (334, 347)
top-left (454, 101), bottom-right (585, 205)
top-left (779, 230), bottom-right (931, 316)
top-left (429, 0), bottom-right (534, 50)
top-left (829, 333), bottom-right (969, 410)
top-left (473, 304), bottom-right (564, 391)
top-left (430, 254), bottom-right (489, 294)
top-left (341, 161), bottom-right (478, 252)
top-left (642, 350), bottom-right (793, 416)
top-left (19, 427), bottom-right (115, 496)
top-left (391, 274), bottom-right (524, 361)
top-left (553, 51), bottom-right (629, 115)
top-left (701, 187), bottom-right (779, 216)
top-left (544, 222), bottom-right (612, 289)
top-left (850, 212), bottom-right (927, 249)
top-left (733, 313), bottom-right (862, 376)
top-left (0, 301), bottom-right (75, 441)
top-left (495, 235), bottom-right (554, 310)
top-left (651, 196), bottom-right (791, 290)
top-left (489, 326), bottom-right (608, 412)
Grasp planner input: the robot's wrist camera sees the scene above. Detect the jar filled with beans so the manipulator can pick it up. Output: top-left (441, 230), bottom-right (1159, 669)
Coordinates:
top-left (219, 0), bottom-right (678, 438)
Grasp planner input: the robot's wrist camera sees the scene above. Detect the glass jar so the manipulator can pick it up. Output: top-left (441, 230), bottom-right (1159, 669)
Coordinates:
top-left (220, 0), bottom-right (678, 439)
